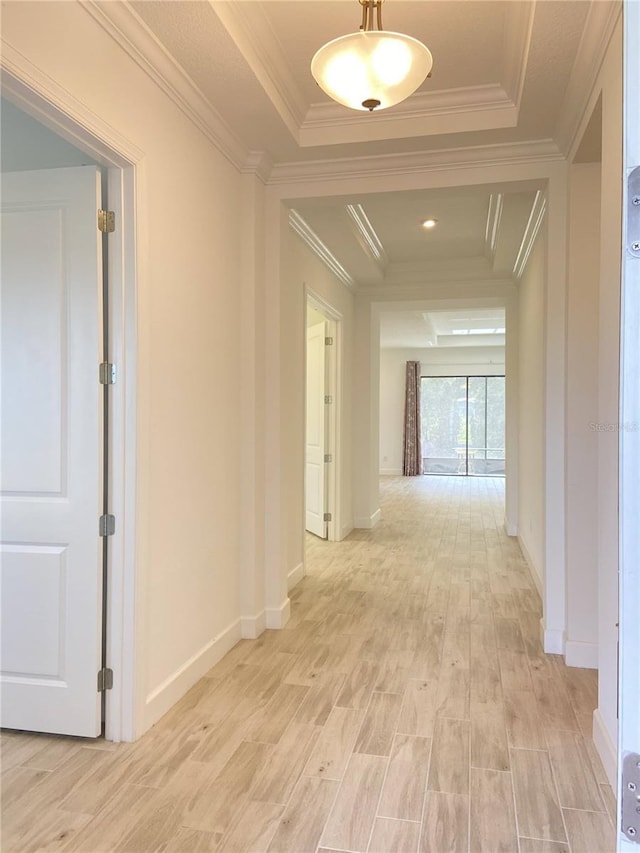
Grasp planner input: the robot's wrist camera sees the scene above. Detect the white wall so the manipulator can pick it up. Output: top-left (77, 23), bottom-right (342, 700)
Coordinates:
top-left (1, 2), bottom-right (247, 734)
top-left (565, 162), bottom-right (601, 669)
top-left (379, 346), bottom-right (505, 474)
top-left (280, 225), bottom-right (356, 574)
top-left (594, 19), bottom-right (622, 785)
top-left (517, 224), bottom-right (546, 593)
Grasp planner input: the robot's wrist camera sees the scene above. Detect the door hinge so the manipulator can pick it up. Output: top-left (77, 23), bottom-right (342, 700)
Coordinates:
top-left (97, 667), bottom-right (113, 692)
top-left (99, 362), bottom-right (116, 385)
top-left (622, 752), bottom-right (640, 844)
top-left (98, 209), bottom-right (115, 233)
top-left (323, 512), bottom-right (332, 522)
top-left (325, 337), bottom-right (334, 346)
top-left (628, 166), bottom-right (640, 256)
top-left (99, 514), bottom-right (115, 537)
top-left (324, 395), bottom-right (333, 404)
top-left (324, 453), bottom-right (333, 463)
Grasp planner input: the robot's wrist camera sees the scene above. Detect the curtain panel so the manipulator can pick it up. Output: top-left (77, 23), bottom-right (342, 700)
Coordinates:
top-left (403, 361), bottom-right (423, 476)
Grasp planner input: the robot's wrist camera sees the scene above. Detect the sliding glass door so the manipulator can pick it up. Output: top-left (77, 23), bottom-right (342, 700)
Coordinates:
top-left (421, 376), bottom-right (505, 476)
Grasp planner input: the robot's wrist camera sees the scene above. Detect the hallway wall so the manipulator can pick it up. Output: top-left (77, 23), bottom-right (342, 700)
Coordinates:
top-left (565, 162), bottom-right (601, 669)
top-left (1, 2), bottom-right (247, 734)
top-left (280, 225), bottom-right (356, 576)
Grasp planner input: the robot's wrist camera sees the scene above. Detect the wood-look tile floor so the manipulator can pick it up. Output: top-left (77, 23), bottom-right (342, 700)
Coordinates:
top-left (1, 476), bottom-right (617, 853)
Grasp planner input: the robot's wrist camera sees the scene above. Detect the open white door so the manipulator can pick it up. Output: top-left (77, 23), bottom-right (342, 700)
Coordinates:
top-left (1, 166), bottom-right (103, 737)
top-left (306, 320), bottom-right (327, 538)
top-left (618, 3), bottom-right (640, 849)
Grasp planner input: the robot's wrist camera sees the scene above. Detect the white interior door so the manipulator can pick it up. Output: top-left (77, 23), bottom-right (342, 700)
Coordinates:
top-left (1, 165), bottom-right (103, 737)
top-left (618, 2), bottom-right (640, 849)
top-left (306, 321), bottom-right (327, 538)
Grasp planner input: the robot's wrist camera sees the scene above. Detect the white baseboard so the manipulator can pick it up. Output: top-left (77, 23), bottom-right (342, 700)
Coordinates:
top-left (144, 618), bottom-right (241, 730)
top-left (593, 707), bottom-right (617, 787)
top-left (504, 516), bottom-right (517, 537)
top-left (355, 508), bottom-right (381, 529)
top-left (265, 597), bottom-right (291, 629)
top-left (240, 611), bottom-right (266, 640)
top-left (565, 640), bottom-right (598, 669)
top-left (288, 562), bottom-right (304, 591)
top-left (380, 468), bottom-right (402, 476)
top-left (542, 620), bottom-right (565, 654)
top-left (518, 532), bottom-right (543, 597)
top-left (340, 521), bottom-right (354, 540)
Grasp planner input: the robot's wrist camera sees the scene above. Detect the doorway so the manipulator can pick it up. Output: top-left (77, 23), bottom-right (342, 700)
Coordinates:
top-left (304, 294), bottom-right (341, 542)
top-left (0, 85), bottom-right (137, 742)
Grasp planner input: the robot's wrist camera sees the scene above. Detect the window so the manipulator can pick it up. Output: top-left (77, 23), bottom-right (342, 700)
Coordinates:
top-left (421, 375), bottom-right (505, 476)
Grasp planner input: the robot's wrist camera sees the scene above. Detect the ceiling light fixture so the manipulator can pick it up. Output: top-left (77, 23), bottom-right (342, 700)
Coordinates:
top-left (311, 0), bottom-right (433, 112)
top-left (421, 218), bottom-right (438, 229)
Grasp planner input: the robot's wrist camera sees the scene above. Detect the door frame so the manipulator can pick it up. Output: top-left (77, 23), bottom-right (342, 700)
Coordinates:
top-left (305, 288), bottom-right (343, 542)
top-left (1, 59), bottom-right (140, 741)
top-left (618, 1), bottom-right (640, 848)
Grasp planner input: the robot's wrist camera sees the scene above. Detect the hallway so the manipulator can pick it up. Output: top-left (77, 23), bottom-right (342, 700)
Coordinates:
top-left (1, 477), bottom-right (615, 852)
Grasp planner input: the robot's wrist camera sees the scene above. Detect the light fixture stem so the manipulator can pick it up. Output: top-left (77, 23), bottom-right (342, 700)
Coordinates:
top-left (359, 0), bottom-right (383, 32)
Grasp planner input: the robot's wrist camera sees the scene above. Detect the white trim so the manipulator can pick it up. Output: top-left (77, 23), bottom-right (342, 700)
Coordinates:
top-left (502, 0), bottom-right (535, 111)
top-left (269, 139), bottom-right (564, 186)
top-left (345, 203), bottom-right (388, 271)
top-left (485, 193), bottom-right (504, 259)
top-left (287, 562), bottom-right (305, 592)
top-left (291, 211), bottom-right (355, 290)
top-left (210, 0), bottom-right (306, 138)
top-left (556, 1), bottom-right (622, 158)
top-left (593, 707), bottom-right (617, 788)
top-left (0, 62), bottom-right (140, 743)
top-left (542, 623), bottom-right (565, 655)
top-left (513, 190), bottom-right (547, 279)
top-left (355, 508), bottom-right (382, 529)
top-left (240, 611), bottom-right (266, 640)
top-left (517, 532), bottom-right (543, 598)
top-left (504, 518), bottom-right (517, 537)
top-left (300, 84), bottom-right (517, 147)
top-left (82, 1), bottom-right (248, 172)
top-left (305, 289), bottom-right (344, 545)
top-left (144, 619), bottom-right (241, 729)
top-left (265, 598), bottom-right (291, 629)
top-left (340, 522), bottom-right (354, 541)
top-left (0, 43), bottom-right (144, 167)
top-left (565, 640), bottom-right (598, 670)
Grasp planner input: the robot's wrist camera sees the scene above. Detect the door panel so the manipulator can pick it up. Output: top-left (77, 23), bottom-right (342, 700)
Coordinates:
top-left (1, 166), bottom-right (103, 737)
top-left (305, 321), bottom-right (327, 538)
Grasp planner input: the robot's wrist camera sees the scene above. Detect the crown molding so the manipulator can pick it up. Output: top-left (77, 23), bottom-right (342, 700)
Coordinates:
top-left (241, 150), bottom-right (273, 184)
top-left (346, 203), bottom-right (388, 272)
top-left (300, 84), bottom-right (516, 147)
top-left (513, 190), bottom-right (546, 278)
top-left (503, 1), bottom-right (535, 110)
top-left (289, 210), bottom-right (356, 291)
top-left (269, 139), bottom-right (564, 186)
top-left (82, 1), bottom-right (249, 172)
top-left (555, 0), bottom-right (622, 158)
top-left (484, 193), bottom-right (504, 260)
top-left (208, 0), bottom-right (305, 141)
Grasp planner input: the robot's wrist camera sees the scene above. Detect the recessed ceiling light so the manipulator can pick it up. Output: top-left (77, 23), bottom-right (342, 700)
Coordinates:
top-left (421, 218), bottom-right (438, 229)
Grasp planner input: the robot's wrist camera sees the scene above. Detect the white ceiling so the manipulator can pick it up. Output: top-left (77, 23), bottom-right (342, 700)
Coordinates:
top-left (110, 0), bottom-right (612, 298)
top-left (380, 307), bottom-right (506, 348)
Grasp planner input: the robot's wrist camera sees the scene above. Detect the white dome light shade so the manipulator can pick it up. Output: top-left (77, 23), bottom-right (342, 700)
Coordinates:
top-left (311, 31), bottom-right (433, 111)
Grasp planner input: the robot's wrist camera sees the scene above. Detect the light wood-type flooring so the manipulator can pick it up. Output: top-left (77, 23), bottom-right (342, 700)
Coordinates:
top-left (1, 476), bottom-right (616, 852)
